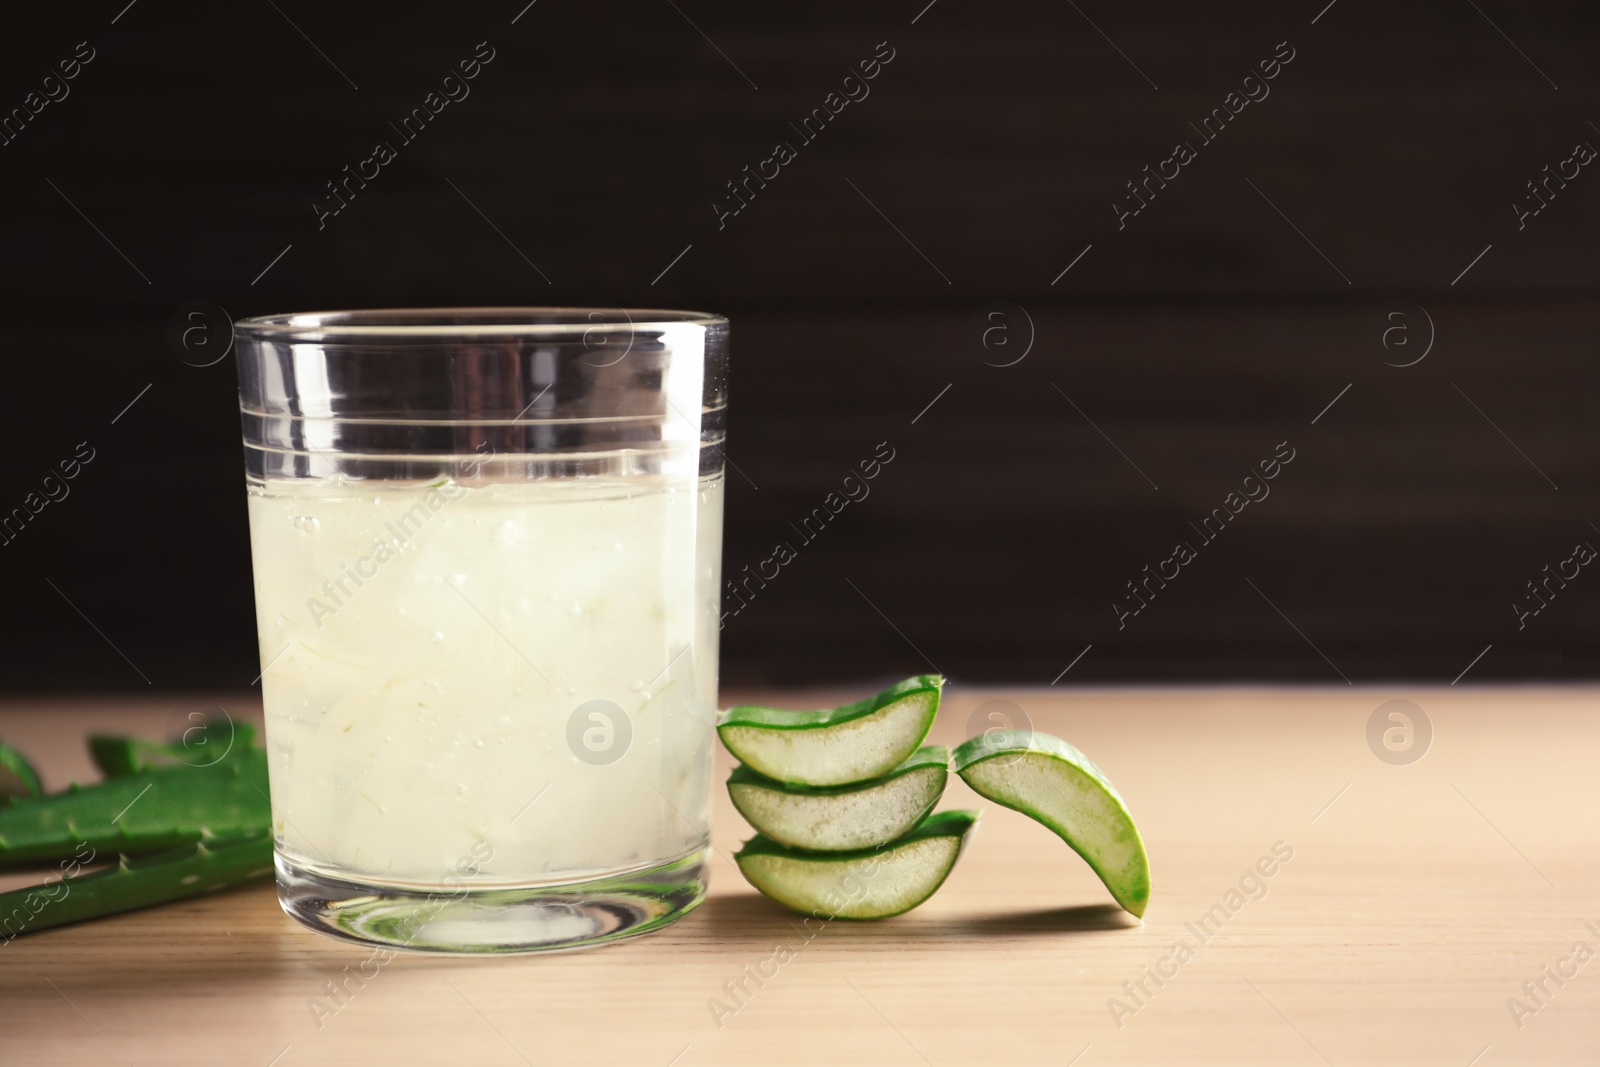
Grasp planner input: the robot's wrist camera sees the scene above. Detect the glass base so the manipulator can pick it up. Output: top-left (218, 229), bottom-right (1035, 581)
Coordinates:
top-left (275, 848), bottom-right (709, 955)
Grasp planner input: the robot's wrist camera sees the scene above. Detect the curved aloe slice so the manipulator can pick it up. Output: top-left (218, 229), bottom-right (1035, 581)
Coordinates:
top-left (729, 746), bottom-right (949, 851)
top-left (718, 675), bottom-right (942, 787)
top-left (954, 730), bottom-right (1149, 917)
top-left (0, 742), bottom-right (42, 801)
top-left (735, 809), bottom-right (977, 919)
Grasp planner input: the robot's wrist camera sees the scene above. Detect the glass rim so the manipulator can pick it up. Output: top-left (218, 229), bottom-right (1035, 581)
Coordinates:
top-left (233, 306), bottom-right (727, 340)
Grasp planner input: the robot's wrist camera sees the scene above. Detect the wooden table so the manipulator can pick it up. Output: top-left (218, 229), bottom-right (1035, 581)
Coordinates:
top-left (2, 687), bottom-right (1595, 1065)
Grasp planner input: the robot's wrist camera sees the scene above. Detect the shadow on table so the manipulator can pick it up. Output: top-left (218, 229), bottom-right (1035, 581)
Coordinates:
top-left (696, 891), bottom-right (1136, 942)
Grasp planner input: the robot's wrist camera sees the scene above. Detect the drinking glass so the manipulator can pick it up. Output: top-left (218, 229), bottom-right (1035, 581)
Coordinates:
top-left (234, 308), bottom-right (727, 953)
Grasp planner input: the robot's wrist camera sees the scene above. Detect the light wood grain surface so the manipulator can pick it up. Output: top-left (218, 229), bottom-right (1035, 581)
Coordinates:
top-left (1, 686), bottom-right (1596, 1066)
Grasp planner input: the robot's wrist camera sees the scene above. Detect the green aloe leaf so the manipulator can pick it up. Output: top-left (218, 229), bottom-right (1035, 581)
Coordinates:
top-left (0, 742), bottom-right (43, 802)
top-left (0, 833), bottom-right (274, 938)
top-left (0, 745), bottom-right (269, 870)
top-left (90, 720), bottom-right (254, 776)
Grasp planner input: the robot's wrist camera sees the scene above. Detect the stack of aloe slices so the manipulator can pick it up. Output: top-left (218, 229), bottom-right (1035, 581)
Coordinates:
top-left (719, 676), bottom-right (1151, 920)
top-left (720, 675), bottom-right (971, 919)
top-left (0, 723), bottom-right (274, 937)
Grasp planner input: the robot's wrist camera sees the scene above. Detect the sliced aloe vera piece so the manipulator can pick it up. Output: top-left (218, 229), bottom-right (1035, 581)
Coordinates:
top-left (0, 742), bottom-right (43, 801)
top-left (89, 720), bottom-right (253, 776)
top-left (735, 809), bottom-right (977, 919)
top-left (0, 832), bottom-right (274, 938)
top-left (954, 730), bottom-right (1150, 917)
top-left (717, 675), bottom-right (942, 787)
top-left (728, 746), bottom-right (949, 851)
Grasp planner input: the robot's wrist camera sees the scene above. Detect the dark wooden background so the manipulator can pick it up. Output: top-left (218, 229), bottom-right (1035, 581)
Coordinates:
top-left (3, 0), bottom-right (1598, 690)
